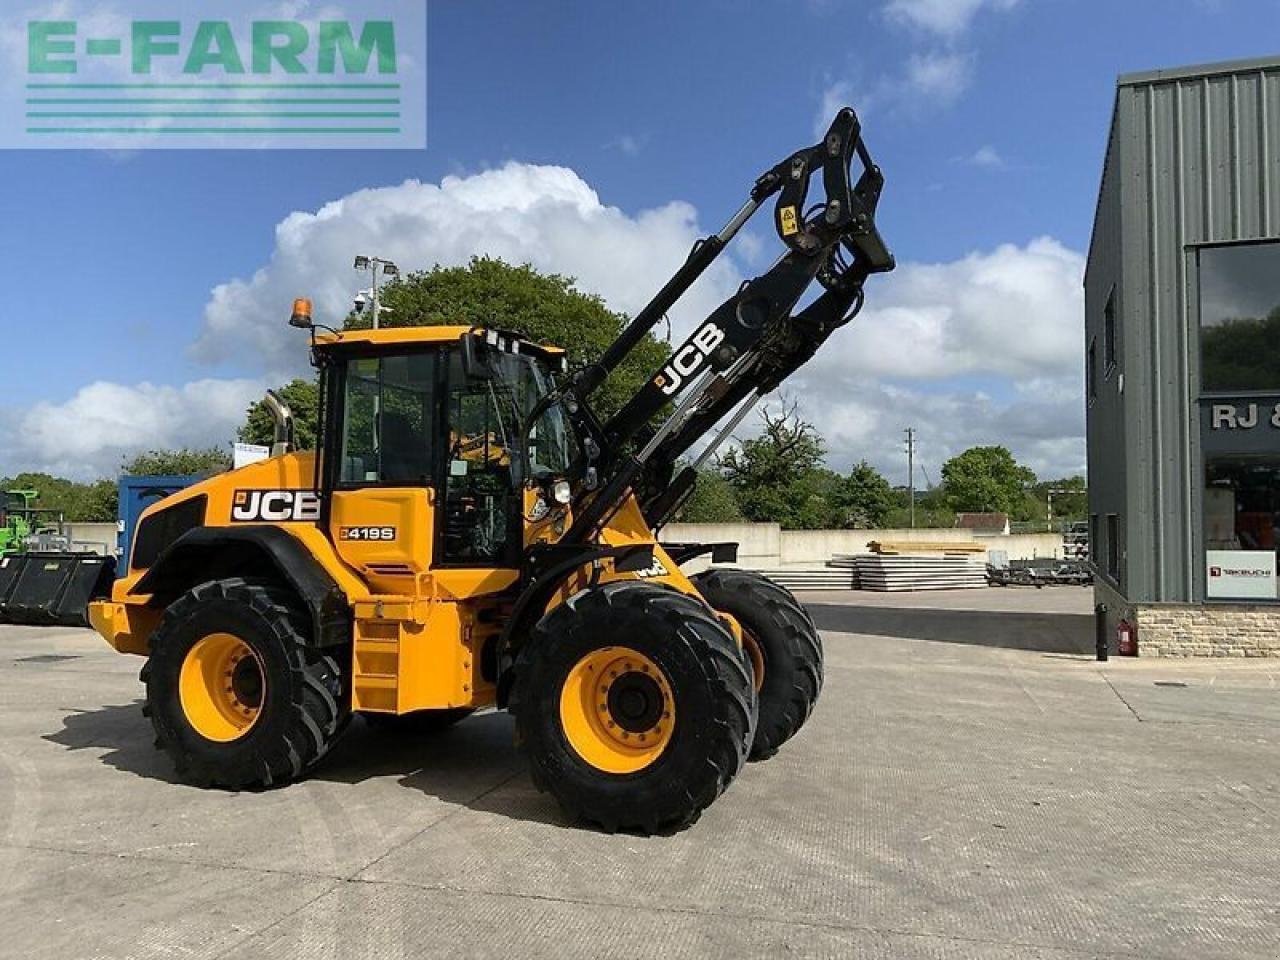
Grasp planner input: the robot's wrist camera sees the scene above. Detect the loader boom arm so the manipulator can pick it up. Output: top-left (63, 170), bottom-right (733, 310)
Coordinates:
top-left (555, 107), bottom-right (895, 541)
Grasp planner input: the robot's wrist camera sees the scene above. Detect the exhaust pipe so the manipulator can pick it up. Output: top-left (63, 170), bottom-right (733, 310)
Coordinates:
top-left (263, 390), bottom-right (295, 457)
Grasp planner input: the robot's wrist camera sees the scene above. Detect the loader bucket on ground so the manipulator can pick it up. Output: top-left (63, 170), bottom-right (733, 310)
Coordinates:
top-left (0, 554), bottom-right (116, 628)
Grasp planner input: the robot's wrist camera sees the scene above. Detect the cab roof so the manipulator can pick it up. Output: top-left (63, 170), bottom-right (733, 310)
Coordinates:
top-left (314, 325), bottom-right (565, 355)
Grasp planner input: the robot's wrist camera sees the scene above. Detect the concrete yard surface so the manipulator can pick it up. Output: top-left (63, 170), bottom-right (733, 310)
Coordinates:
top-left (2, 586), bottom-right (1278, 959)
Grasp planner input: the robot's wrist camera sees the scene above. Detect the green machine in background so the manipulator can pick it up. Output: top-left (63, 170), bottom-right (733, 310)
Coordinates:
top-left (0, 488), bottom-right (116, 627)
top-left (0, 490), bottom-right (39, 556)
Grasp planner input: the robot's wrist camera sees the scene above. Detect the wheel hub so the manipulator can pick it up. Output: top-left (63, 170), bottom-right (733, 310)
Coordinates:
top-left (178, 632), bottom-right (265, 743)
top-left (559, 647), bottom-right (676, 774)
top-left (607, 672), bottom-right (664, 733)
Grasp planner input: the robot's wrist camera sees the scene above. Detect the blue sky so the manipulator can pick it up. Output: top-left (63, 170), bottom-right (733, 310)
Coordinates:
top-left (0, 0), bottom-right (1273, 482)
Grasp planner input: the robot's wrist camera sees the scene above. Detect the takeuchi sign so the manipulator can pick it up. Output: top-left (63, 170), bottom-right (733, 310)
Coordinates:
top-left (1206, 550), bottom-right (1278, 600)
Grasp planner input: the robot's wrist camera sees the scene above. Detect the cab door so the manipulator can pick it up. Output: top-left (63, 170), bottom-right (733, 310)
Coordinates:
top-left (436, 350), bottom-right (523, 568)
top-left (327, 350), bottom-right (438, 593)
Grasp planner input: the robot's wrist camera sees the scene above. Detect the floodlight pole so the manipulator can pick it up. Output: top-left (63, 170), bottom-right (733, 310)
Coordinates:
top-left (905, 427), bottom-right (916, 529)
top-left (354, 256), bottom-right (399, 329)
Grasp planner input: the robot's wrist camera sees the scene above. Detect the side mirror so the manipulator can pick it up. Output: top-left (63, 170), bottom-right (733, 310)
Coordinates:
top-left (460, 331), bottom-right (493, 381)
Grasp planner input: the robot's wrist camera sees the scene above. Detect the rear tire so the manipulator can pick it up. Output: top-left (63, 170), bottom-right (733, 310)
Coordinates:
top-left (143, 578), bottom-right (349, 789)
top-left (692, 568), bottom-right (822, 760)
top-left (510, 581), bottom-right (755, 834)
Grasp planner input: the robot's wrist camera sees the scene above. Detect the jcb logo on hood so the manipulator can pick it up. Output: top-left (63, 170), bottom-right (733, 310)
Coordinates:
top-left (231, 490), bottom-right (321, 523)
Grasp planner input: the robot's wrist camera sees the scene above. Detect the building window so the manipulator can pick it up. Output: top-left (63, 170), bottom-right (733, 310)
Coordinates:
top-left (1105, 514), bottom-right (1120, 582)
top-left (1103, 290), bottom-right (1118, 375)
top-left (1204, 456), bottom-right (1279, 601)
top-left (1087, 337), bottom-right (1098, 404)
top-left (1199, 242), bottom-right (1280, 393)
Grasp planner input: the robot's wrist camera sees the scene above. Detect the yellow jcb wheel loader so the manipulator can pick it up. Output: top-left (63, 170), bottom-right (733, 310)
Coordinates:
top-left (90, 108), bottom-right (894, 832)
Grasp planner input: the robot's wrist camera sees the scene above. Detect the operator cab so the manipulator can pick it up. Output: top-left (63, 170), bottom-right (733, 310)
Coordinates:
top-left (312, 326), bottom-right (579, 567)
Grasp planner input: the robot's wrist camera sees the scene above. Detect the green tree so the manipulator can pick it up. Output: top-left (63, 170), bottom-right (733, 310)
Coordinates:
top-left (122, 448), bottom-right (231, 477)
top-left (1030, 474), bottom-right (1088, 526)
top-left (246, 258), bottom-right (674, 448)
top-left (674, 469), bottom-right (743, 523)
top-left (941, 445), bottom-right (1037, 514)
top-left (718, 403), bottom-right (836, 530)
top-left (350, 257), bottom-right (670, 420)
top-left (79, 479), bottom-right (119, 523)
top-left (1201, 307), bottom-right (1280, 391)
top-left (239, 378), bottom-right (321, 450)
top-left (841, 460), bottom-right (895, 528)
top-left (0, 472), bottom-right (117, 522)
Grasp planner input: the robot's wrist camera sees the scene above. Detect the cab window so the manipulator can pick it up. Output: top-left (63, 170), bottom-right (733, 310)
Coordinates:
top-left (339, 353), bottom-right (436, 485)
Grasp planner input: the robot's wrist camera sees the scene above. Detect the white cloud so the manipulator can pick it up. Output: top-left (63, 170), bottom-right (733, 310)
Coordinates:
top-left (815, 49), bottom-right (974, 131)
top-left (810, 237), bottom-right (1085, 382)
top-left (1, 378), bottom-right (266, 480)
top-left (604, 133), bottom-right (646, 157)
top-left (778, 236), bottom-right (1087, 478)
top-left (815, 79), bottom-right (865, 135)
top-left (958, 144), bottom-right (1005, 168)
top-left (4, 165), bottom-right (1086, 486)
top-left (885, 0), bottom-right (1021, 37)
top-left (192, 162), bottom-right (742, 375)
top-left (782, 376), bottom-right (1085, 481)
top-left (904, 50), bottom-right (975, 104)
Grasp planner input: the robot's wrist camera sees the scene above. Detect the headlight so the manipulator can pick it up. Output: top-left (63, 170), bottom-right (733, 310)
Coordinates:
top-left (552, 480), bottom-right (572, 505)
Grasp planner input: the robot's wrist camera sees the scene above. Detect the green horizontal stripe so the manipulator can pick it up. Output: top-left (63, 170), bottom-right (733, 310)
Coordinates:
top-left (28, 112), bottom-right (401, 119)
top-left (28, 98), bottom-right (401, 104)
top-left (26, 127), bottom-right (402, 134)
top-left (84, 39), bottom-right (122, 55)
top-left (27, 83), bottom-right (401, 90)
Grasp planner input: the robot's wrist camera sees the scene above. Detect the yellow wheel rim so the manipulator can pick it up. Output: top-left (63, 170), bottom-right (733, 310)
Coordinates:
top-left (742, 630), bottom-right (765, 694)
top-left (559, 647), bottom-right (675, 774)
top-left (178, 632), bottom-right (264, 743)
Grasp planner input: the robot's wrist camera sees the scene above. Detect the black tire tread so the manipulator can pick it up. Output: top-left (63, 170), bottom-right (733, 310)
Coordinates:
top-left (145, 577), bottom-right (347, 790)
top-left (693, 568), bottom-right (823, 760)
top-left (510, 581), bottom-right (755, 834)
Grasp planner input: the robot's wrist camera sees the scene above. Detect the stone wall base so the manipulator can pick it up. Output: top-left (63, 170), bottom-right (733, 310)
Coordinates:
top-left (1093, 581), bottom-right (1280, 656)
top-left (1134, 605), bottom-right (1280, 657)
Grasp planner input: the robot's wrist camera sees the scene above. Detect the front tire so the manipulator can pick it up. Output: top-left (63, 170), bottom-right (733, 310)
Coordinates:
top-left (692, 568), bottom-right (823, 760)
top-left (510, 582), bottom-right (755, 834)
top-left (143, 578), bottom-right (349, 789)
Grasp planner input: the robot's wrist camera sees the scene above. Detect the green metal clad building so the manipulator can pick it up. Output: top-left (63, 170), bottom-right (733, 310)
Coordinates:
top-left (1087, 56), bottom-right (1280, 655)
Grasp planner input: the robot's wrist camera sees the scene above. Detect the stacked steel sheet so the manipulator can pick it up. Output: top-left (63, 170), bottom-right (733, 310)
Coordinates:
top-left (850, 551), bottom-right (988, 592)
top-left (825, 555), bottom-right (861, 589)
top-left (753, 567), bottom-right (859, 591)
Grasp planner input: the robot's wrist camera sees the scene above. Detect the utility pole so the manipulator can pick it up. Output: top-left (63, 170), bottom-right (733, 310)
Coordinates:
top-left (353, 255), bottom-right (400, 329)
top-left (905, 427), bottom-right (916, 529)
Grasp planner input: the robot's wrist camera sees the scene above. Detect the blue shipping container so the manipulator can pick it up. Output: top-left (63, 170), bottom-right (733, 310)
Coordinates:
top-left (117, 475), bottom-right (200, 576)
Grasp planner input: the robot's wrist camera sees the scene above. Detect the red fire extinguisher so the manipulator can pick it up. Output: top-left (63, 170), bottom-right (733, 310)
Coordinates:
top-left (1117, 619), bottom-right (1138, 657)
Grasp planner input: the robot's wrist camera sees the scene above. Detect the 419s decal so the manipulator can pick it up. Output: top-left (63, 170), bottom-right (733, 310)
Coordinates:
top-left (339, 526), bottom-right (397, 542)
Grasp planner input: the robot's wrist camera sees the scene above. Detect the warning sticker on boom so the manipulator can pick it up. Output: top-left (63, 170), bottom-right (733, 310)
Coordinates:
top-left (779, 205), bottom-right (800, 236)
